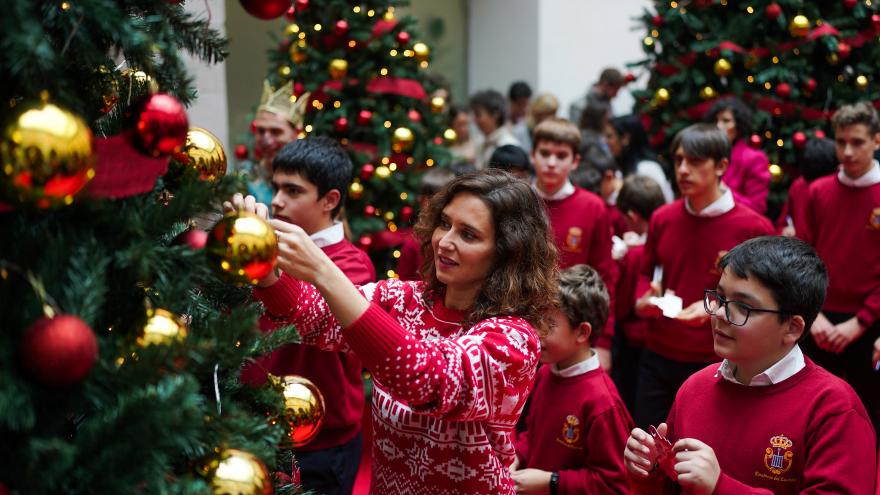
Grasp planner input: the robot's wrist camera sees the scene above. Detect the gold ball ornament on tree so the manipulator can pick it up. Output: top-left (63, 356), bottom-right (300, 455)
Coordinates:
top-left (442, 128), bottom-right (458, 144)
top-left (375, 165), bottom-right (391, 179)
top-left (329, 58), bottom-right (348, 80)
top-left (0, 100), bottom-right (95, 208)
top-left (391, 127), bottom-right (415, 153)
top-left (206, 211), bottom-right (278, 286)
top-left (412, 42), bottom-right (430, 61)
top-left (789, 15), bottom-right (810, 37)
top-left (349, 181), bottom-right (364, 200)
top-left (855, 75), bottom-right (869, 90)
top-left (430, 96), bottom-right (446, 113)
top-left (138, 308), bottom-right (188, 347)
top-left (270, 375), bottom-right (326, 448)
top-left (654, 88), bottom-right (671, 105)
top-left (176, 128), bottom-right (227, 181)
top-left (211, 449), bottom-right (272, 495)
top-left (699, 86), bottom-right (718, 100)
top-left (289, 43), bottom-right (307, 64)
top-left (713, 58), bottom-right (732, 77)
top-left (768, 164), bottom-right (783, 183)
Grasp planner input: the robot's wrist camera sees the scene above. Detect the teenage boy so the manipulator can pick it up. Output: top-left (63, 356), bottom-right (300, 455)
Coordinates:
top-left (470, 89), bottom-right (521, 169)
top-left (234, 136), bottom-right (376, 495)
top-left (633, 124), bottom-right (775, 428)
top-left (801, 101), bottom-right (880, 433)
top-left (511, 265), bottom-right (633, 495)
top-left (531, 117), bottom-right (618, 369)
top-left (624, 236), bottom-right (877, 494)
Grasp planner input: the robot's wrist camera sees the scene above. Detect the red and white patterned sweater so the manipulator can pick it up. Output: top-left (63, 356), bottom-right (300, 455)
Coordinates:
top-left (253, 274), bottom-right (540, 495)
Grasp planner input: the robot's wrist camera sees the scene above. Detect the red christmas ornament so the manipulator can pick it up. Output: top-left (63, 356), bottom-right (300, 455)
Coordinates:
top-left (838, 41), bottom-right (852, 59)
top-left (364, 205), bottom-right (376, 216)
top-left (127, 93), bottom-right (189, 157)
top-left (285, 6), bottom-right (296, 20)
top-left (651, 15), bottom-right (664, 27)
top-left (239, 0), bottom-right (290, 20)
top-left (765, 2), bottom-right (782, 20)
top-left (400, 205), bottom-right (414, 223)
top-left (358, 235), bottom-right (373, 250)
top-left (357, 110), bottom-right (373, 126)
top-left (433, 137), bottom-right (443, 145)
top-left (294, 0), bottom-right (308, 11)
top-left (396, 31), bottom-right (411, 45)
top-left (873, 14), bottom-right (880, 33)
top-left (176, 229), bottom-right (208, 250)
top-left (360, 164), bottom-right (375, 180)
top-left (792, 131), bottom-right (807, 149)
top-left (815, 129), bottom-right (826, 139)
top-left (335, 19), bottom-right (349, 37)
top-left (749, 134), bottom-right (762, 149)
top-left (707, 48), bottom-right (721, 59)
top-left (250, 119), bottom-right (258, 133)
top-left (21, 315), bottom-right (98, 385)
top-left (843, 0), bottom-right (857, 8)
top-left (334, 117), bottom-right (349, 133)
top-left (408, 109), bottom-right (421, 122)
top-left (805, 78), bottom-right (817, 92)
top-left (234, 144), bottom-right (249, 160)
top-left (624, 73), bottom-right (637, 83)
top-left (293, 82), bottom-right (305, 97)
top-left (775, 82), bottom-right (792, 99)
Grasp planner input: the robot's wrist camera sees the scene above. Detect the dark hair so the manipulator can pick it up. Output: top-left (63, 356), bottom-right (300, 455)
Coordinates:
top-left (568, 166), bottom-right (603, 195)
top-left (449, 160), bottom-right (477, 177)
top-left (598, 68), bottom-right (625, 87)
top-left (508, 81), bottom-right (533, 101)
top-left (831, 101), bottom-right (880, 134)
top-left (578, 100), bottom-right (611, 132)
top-left (489, 144), bottom-right (532, 174)
top-left (799, 138), bottom-right (838, 182)
top-left (670, 123), bottom-right (730, 163)
top-left (272, 136), bottom-right (353, 217)
top-left (557, 264), bottom-right (609, 343)
top-left (448, 103), bottom-right (469, 124)
top-left (719, 236), bottom-right (827, 334)
top-left (704, 97), bottom-right (754, 139)
top-left (414, 170), bottom-right (559, 334)
top-left (611, 114), bottom-right (661, 176)
top-left (617, 175), bottom-right (666, 220)
top-left (420, 167), bottom-right (455, 197)
top-left (469, 89), bottom-right (508, 127)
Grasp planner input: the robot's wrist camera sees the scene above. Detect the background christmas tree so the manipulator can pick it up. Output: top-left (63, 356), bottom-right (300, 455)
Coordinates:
top-left (631, 0), bottom-right (880, 218)
top-left (0, 2), bottom-right (313, 493)
top-left (252, 0), bottom-right (452, 276)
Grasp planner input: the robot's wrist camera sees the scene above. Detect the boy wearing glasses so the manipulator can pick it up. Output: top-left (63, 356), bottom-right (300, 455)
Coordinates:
top-left (633, 124), bottom-right (774, 429)
top-left (624, 236), bottom-right (877, 494)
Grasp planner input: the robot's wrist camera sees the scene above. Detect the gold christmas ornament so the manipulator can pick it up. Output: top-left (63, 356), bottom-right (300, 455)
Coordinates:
top-left (375, 165), bottom-right (391, 179)
top-left (713, 58), bottom-right (732, 77)
top-left (139, 308), bottom-right (187, 347)
top-left (206, 211), bottom-right (278, 286)
top-left (349, 181), bottom-right (364, 199)
top-left (442, 128), bottom-right (458, 143)
top-left (211, 449), bottom-right (272, 495)
top-left (412, 42), bottom-right (430, 61)
top-left (178, 128), bottom-right (227, 181)
top-left (289, 43), bottom-right (307, 64)
top-left (654, 87), bottom-right (671, 104)
top-left (768, 164), bottom-right (783, 183)
top-left (0, 99), bottom-right (95, 208)
top-left (699, 86), bottom-right (718, 100)
top-left (329, 58), bottom-right (348, 80)
top-left (271, 375), bottom-right (325, 448)
top-left (826, 53), bottom-right (839, 65)
top-left (789, 15), bottom-right (810, 37)
top-left (856, 75), bottom-right (870, 90)
top-left (430, 96), bottom-right (446, 113)
top-left (391, 127), bottom-right (415, 153)
top-left (123, 68), bottom-right (160, 94)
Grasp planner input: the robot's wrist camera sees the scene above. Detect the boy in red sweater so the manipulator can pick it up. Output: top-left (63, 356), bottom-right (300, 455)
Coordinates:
top-left (232, 136), bottom-right (375, 495)
top-left (624, 236), bottom-right (876, 494)
top-left (775, 138), bottom-right (836, 237)
top-left (633, 124), bottom-right (775, 429)
top-left (512, 264), bottom-right (633, 495)
top-left (532, 117), bottom-right (618, 370)
top-left (801, 102), bottom-right (880, 434)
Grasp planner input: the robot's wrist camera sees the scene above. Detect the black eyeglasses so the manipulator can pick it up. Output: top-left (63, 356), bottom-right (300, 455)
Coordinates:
top-left (703, 290), bottom-right (788, 326)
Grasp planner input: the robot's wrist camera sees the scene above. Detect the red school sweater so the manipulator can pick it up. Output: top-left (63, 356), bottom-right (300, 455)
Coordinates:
top-left (641, 201), bottom-right (775, 362)
top-left (615, 244), bottom-right (649, 347)
top-left (241, 239), bottom-right (375, 451)
top-left (253, 276), bottom-right (539, 495)
top-left (515, 365), bottom-right (633, 495)
top-left (544, 187), bottom-right (619, 349)
top-left (630, 359), bottom-right (877, 494)
top-left (775, 176), bottom-right (809, 235)
top-left (803, 176), bottom-right (880, 327)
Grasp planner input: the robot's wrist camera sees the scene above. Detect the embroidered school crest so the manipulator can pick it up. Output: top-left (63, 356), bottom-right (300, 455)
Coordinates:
top-left (709, 250), bottom-right (729, 276)
top-left (763, 435), bottom-right (794, 475)
top-left (869, 207), bottom-right (880, 231)
top-left (564, 227), bottom-right (583, 253)
top-left (560, 415), bottom-right (580, 445)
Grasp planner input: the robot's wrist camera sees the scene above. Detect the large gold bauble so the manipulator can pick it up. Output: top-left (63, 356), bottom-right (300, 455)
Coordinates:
top-left (713, 58), bottom-right (732, 77)
top-left (0, 100), bottom-right (95, 208)
top-left (789, 15), bottom-right (810, 37)
top-left (273, 375), bottom-right (325, 448)
top-left (442, 128), bottom-right (458, 143)
top-left (211, 449), bottom-right (272, 495)
top-left (139, 308), bottom-right (188, 347)
top-left (391, 126), bottom-right (415, 153)
top-left (699, 86), bottom-right (718, 100)
top-left (206, 212), bottom-right (278, 286)
top-left (178, 127), bottom-right (227, 181)
top-left (412, 42), bottom-right (430, 61)
top-left (855, 75), bottom-right (870, 90)
top-left (654, 87), bottom-right (671, 104)
top-left (329, 58), bottom-right (348, 80)
top-left (349, 181), bottom-right (364, 199)
top-left (375, 165), bottom-right (391, 179)
top-left (430, 96), bottom-right (446, 113)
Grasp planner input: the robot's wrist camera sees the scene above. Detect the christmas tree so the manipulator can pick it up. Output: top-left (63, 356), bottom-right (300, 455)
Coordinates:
top-left (631, 0), bottom-right (880, 216)
top-left (0, 2), bottom-right (315, 493)
top-left (257, 0), bottom-right (452, 276)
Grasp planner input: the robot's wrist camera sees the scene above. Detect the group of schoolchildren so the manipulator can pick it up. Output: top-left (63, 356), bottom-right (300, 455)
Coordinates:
top-left (237, 77), bottom-right (880, 493)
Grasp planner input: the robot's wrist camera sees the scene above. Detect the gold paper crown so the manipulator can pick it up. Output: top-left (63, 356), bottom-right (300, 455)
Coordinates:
top-left (258, 80), bottom-right (310, 128)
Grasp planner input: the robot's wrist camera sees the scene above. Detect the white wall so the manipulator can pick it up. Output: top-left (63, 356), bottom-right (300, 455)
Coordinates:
top-left (467, 0), bottom-right (540, 94)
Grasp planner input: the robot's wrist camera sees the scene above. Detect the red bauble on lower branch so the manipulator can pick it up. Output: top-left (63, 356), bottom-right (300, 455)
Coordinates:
top-left (775, 83), bottom-right (792, 99)
top-left (126, 93), bottom-right (189, 157)
top-left (20, 314), bottom-right (98, 385)
top-left (239, 0), bottom-right (289, 20)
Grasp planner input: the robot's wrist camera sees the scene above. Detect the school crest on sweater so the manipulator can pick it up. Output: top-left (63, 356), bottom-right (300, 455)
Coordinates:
top-left (763, 434), bottom-right (794, 476)
top-left (869, 207), bottom-right (880, 230)
top-left (557, 415), bottom-right (581, 447)
top-left (564, 227), bottom-right (583, 253)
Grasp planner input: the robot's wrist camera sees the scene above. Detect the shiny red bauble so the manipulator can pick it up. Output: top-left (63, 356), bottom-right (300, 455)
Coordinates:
top-left (127, 93), bottom-right (189, 157)
top-left (21, 314), bottom-right (98, 385)
top-left (239, 0), bottom-right (289, 20)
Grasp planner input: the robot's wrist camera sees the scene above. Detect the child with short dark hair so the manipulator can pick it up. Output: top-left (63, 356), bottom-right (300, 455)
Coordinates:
top-left (512, 264), bottom-right (633, 495)
top-left (633, 124), bottom-right (775, 429)
top-left (470, 89), bottom-right (521, 169)
top-left (489, 143), bottom-right (532, 179)
top-left (625, 236), bottom-right (877, 494)
top-left (777, 138), bottom-right (837, 237)
top-left (531, 117), bottom-right (619, 369)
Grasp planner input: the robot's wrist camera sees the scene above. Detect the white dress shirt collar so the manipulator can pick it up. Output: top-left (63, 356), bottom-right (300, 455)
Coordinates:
top-left (309, 221), bottom-right (344, 248)
top-left (533, 179), bottom-right (576, 201)
top-left (715, 345), bottom-right (805, 386)
top-left (550, 350), bottom-right (600, 377)
top-left (685, 185), bottom-right (735, 218)
top-left (838, 160), bottom-right (880, 187)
